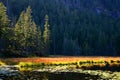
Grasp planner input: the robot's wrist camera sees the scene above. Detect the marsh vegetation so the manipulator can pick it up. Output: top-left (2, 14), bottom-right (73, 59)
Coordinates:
top-left (0, 57), bottom-right (120, 80)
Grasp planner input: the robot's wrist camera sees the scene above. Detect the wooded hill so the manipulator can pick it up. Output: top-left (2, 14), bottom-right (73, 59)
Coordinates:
top-left (0, 0), bottom-right (120, 57)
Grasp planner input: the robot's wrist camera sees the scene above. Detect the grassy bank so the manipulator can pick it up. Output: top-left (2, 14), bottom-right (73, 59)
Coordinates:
top-left (0, 57), bottom-right (120, 71)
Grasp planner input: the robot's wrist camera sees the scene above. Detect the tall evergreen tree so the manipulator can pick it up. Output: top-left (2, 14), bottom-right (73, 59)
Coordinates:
top-left (1, 0), bottom-right (120, 56)
top-left (0, 2), bottom-right (13, 51)
top-left (43, 15), bottom-right (51, 54)
top-left (14, 11), bottom-right (25, 49)
top-left (14, 6), bottom-right (38, 53)
top-left (0, 2), bottom-right (9, 38)
top-left (36, 26), bottom-right (42, 52)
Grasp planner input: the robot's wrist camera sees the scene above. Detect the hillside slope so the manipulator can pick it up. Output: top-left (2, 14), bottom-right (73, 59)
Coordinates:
top-left (0, 0), bottom-right (120, 56)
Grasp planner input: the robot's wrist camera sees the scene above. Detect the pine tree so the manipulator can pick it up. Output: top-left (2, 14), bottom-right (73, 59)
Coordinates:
top-left (14, 6), bottom-right (38, 53)
top-left (14, 11), bottom-right (25, 49)
top-left (36, 26), bottom-right (42, 52)
top-left (0, 2), bottom-right (13, 50)
top-left (0, 2), bottom-right (9, 38)
top-left (43, 15), bottom-right (51, 54)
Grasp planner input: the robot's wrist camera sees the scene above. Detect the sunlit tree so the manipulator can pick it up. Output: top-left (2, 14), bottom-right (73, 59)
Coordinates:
top-left (14, 6), bottom-right (38, 53)
top-left (43, 15), bottom-right (51, 54)
top-left (0, 2), bottom-right (9, 38)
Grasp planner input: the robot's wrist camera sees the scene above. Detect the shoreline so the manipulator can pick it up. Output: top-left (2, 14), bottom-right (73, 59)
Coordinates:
top-left (0, 65), bottom-right (120, 80)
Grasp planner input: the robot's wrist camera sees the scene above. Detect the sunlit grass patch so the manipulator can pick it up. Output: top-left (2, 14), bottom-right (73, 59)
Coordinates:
top-left (18, 62), bottom-right (46, 67)
top-left (75, 60), bottom-right (120, 71)
top-left (19, 67), bottom-right (33, 71)
top-left (1, 57), bottom-right (120, 71)
top-left (0, 61), bottom-right (6, 66)
top-left (18, 62), bottom-right (33, 67)
top-left (18, 60), bottom-right (120, 70)
top-left (49, 62), bottom-right (77, 66)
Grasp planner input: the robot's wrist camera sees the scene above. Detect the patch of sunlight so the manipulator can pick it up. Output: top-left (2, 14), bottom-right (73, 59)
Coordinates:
top-left (19, 67), bottom-right (33, 71)
top-left (0, 61), bottom-right (6, 66)
top-left (18, 62), bottom-right (33, 67)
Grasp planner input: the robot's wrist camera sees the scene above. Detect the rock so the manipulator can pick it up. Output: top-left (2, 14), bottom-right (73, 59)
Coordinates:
top-left (0, 66), bottom-right (26, 79)
top-left (113, 72), bottom-right (120, 79)
top-left (100, 72), bottom-right (111, 79)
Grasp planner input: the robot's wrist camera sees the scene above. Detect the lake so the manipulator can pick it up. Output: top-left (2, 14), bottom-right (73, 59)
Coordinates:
top-left (0, 66), bottom-right (120, 80)
top-left (0, 70), bottom-right (101, 80)
top-left (0, 57), bottom-right (120, 80)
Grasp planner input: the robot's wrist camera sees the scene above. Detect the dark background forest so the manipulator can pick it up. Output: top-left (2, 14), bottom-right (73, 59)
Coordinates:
top-left (0, 0), bottom-right (120, 57)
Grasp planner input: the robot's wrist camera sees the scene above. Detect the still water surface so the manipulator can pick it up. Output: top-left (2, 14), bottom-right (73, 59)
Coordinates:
top-left (0, 70), bottom-right (101, 80)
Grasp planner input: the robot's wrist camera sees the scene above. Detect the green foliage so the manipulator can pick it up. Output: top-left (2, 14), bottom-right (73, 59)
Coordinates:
top-left (43, 15), bottom-right (51, 54)
top-left (0, 3), bottom-right (49, 57)
top-left (0, 3), bottom-right (8, 24)
top-left (14, 11), bottom-right (25, 47)
top-left (36, 26), bottom-right (42, 51)
top-left (14, 6), bottom-right (42, 54)
top-left (0, 2), bottom-right (10, 38)
top-left (0, 0), bottom-right (120, 56)
top-left (18, 62), bottom-right (45, 68)
top-left (43, 15), bottom-right (50, 45)
top-left (0, 2), bottom-right (14, 51)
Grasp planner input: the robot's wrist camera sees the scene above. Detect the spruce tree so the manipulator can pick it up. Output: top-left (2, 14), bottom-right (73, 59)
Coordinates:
top-left (0, 2), bottom-right (13, 50)
top-left (36, 26), bottom-right (42, 52)
top-left (14, 6), bottom-right (38, 53)
top-left (43, 15), bottom-right (51, 54)
top-left (14, 11), bottom-right (25, 49)
top-left (0, 2), bottom-right (9, 38)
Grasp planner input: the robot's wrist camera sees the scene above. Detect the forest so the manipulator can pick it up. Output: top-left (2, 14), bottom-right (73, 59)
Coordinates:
top-left (0, 0), bottom-right (120, 57)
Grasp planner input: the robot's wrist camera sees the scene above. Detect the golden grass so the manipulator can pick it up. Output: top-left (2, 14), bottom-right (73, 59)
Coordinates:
top-left (1, 57), bottom-right (120, 71)
top-left (0, 61), bottom-right (6, 66)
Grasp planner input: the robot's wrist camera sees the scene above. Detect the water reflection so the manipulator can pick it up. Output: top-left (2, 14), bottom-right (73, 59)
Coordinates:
top-left (23, 72), bottom-right (49, 80)
top-left (0, 70), bottom-right (101, 80)
top-left (22, 71), bottom-right (101, 80)
top-left (0, 67), bottom-right (102, 80)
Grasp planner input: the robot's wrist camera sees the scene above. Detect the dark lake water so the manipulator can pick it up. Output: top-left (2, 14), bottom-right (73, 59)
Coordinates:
top-left (0, 71), bottom-right (102, 80)
top-left (1, 66), bottom-right (120, 80)
top-left (23, 71), bottom-right (101, 80)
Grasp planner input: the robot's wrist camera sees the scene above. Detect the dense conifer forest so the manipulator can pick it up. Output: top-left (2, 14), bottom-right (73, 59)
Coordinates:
top-left (0, 0), bottom-right (120, 57)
